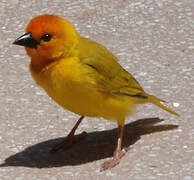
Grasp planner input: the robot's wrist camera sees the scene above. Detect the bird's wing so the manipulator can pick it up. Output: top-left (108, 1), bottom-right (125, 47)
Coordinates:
top-left (79, 37), bottom-right (147, 99)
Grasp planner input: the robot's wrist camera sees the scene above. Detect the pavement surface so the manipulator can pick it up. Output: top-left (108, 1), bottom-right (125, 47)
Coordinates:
top-left (0, 0), bottom-right (193, 179)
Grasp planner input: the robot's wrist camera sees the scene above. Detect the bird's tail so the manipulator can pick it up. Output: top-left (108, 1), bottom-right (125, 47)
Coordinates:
top-left (147, 94), bottom-right (179, 116)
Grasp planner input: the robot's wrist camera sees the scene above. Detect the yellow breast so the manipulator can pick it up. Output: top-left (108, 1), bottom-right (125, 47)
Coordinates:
top-left (30, 57), bottom-right (135, 124)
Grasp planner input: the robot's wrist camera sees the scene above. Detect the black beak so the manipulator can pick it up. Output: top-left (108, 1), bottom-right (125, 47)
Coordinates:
top-left (13, 32), bottom-right (39, 48)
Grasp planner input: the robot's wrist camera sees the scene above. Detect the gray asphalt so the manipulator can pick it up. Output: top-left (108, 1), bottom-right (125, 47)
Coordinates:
top-left (0, 0), bottom-right (193, 179)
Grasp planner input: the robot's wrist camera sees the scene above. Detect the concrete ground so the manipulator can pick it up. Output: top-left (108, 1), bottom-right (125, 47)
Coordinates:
top-left (0, 0), bottom-right (193, 179)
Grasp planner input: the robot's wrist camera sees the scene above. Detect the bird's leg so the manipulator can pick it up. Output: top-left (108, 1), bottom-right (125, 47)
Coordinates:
top-left (101, 125), bottom-right (126, 171)
top-left (50, 116), bottom-right (86, 153)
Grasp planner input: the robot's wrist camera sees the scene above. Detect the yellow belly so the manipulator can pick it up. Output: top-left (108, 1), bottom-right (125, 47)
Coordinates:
top-left (30, 57), bottom-right (135, 125)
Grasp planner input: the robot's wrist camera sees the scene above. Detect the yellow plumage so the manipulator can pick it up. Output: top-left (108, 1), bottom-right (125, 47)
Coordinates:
top-left (30, 36), bottom-right (178, 126)
top-left (13, 14), bottom-right (179, 170)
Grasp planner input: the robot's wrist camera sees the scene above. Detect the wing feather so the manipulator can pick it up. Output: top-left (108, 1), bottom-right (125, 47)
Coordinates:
top-left (78, 37), bottom-right (146, 98)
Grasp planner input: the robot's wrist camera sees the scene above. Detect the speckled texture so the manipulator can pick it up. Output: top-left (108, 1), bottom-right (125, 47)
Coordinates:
top-left (0, 0), bottom-right (193, 179)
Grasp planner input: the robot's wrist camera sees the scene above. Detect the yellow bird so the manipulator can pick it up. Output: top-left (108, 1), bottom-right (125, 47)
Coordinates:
top-left (13, 14), bottom-right (179, 171)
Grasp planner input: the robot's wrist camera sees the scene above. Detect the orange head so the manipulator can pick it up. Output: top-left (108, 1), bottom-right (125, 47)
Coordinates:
top-left (13, 14), bottom-right (79, 68)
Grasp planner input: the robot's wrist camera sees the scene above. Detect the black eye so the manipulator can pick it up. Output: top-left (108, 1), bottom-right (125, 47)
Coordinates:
top-left (41, 34), bottom-right (52, 42)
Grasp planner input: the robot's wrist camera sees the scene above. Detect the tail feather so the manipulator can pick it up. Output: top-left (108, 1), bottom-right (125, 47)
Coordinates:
top-left (148, 95), bottom-right (179, 116)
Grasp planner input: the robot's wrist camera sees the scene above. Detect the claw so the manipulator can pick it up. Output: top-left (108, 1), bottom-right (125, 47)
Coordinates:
top-left (100, 149), bottom-right (126, 171)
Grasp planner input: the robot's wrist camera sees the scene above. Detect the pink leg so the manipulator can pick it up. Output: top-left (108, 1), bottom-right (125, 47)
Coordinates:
top-left (101, 125), bottom-right (126, 171)
top-left (50, 116), bottom-right (87, 153)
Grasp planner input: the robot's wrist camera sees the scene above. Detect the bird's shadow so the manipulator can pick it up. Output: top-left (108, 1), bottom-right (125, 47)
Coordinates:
top-left (0, 118), bottom-right (178, 168)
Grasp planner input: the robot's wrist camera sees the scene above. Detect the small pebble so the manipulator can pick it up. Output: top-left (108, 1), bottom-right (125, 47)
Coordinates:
top-left (173, 102), bottom-right (180, 107)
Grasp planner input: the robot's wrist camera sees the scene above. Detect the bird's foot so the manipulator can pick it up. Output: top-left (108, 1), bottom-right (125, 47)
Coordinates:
top-left (100, 148), bottom-right (126, 171)
top-left (50, 131), bottom-right (87, 153)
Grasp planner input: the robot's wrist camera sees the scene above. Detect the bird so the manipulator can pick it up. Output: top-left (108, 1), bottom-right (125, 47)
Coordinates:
top-left (13, 14), bottom-right (179, 171)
